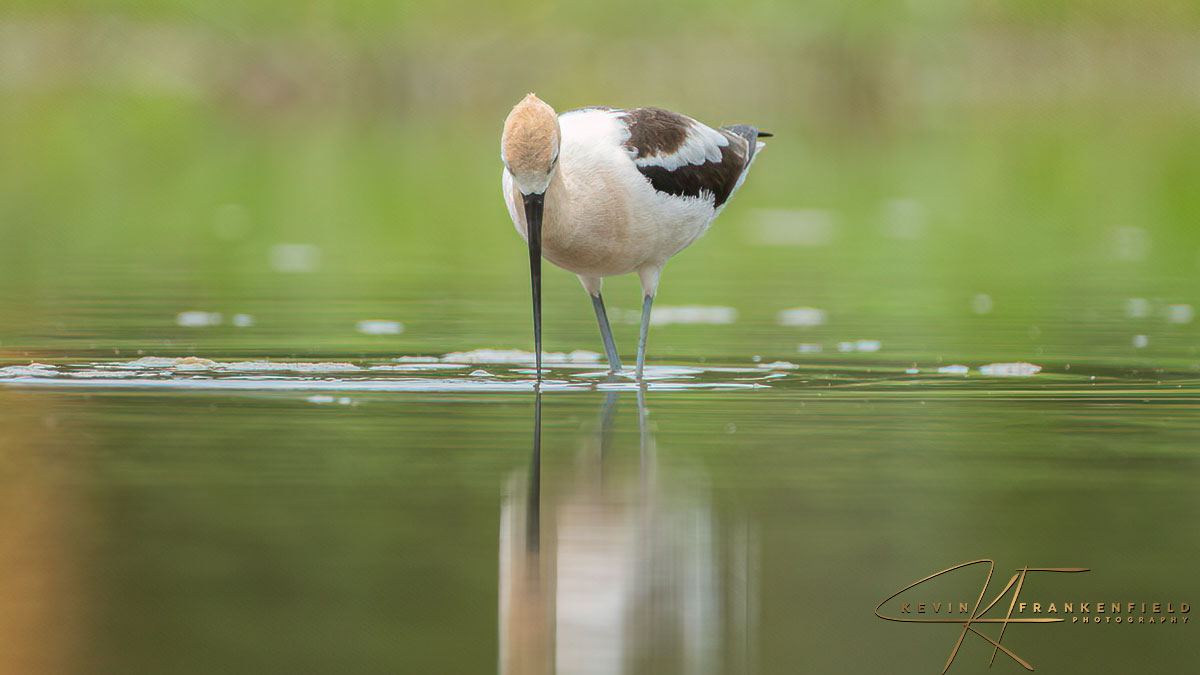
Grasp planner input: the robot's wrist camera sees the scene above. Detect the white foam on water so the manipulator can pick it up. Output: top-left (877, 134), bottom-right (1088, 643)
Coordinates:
top-left (119, 356), bottom-right (218, 369)
top-left (0, 374), bottom-right (589, 393)
top-left (596, 381), bottom-right (763, 391)
top-left (66, 369), bottom-right (150, 379)
top-left (646, 305), bottom-right (737, 326)
top-left (441, 349), bottom-right (603, 365)
top-left (971, 294), bottom-right (994, 315)
top-left (369, 363), bottom-right (467, 371)
top-left (1125, 297), bottom-right (1151, 319)
top-left (777, 307), bottom-right (826, 328)
top-left (308, 395), bottom-right (356, 405)
top-left (268, 243), bottom-right (321, 273)
top-left (0, 363), bottom-right (57, 377)
top-left (1165, 304), bottom-right (1193, 324)
top-left (176, 311), bottom-right (221, 327)
top-left (979, 362), bottom-right (1042, 377)
top-left (571, 366), bottom-right (701, 381)
top-left (6, 354), bottom-right (773, 393)
top-left (356, 320), bottom-right (404, 335)
top-left (225, 361), bottom-right (364, 373)
top-left (938, 365), bottom-right (969, 375)
top-left (838, 340), bottom-right (882, 353)
top-left (97, 357), bottom-right (365, 373)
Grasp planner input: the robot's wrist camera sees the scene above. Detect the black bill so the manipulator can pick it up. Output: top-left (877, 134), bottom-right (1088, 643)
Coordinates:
top-left (522, 192), bottom-right (544, 380)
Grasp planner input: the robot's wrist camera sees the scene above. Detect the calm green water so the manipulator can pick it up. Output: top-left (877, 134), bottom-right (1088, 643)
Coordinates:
top-left (3, 4), bottom-right (1200, 672)
top-left (1, 273), bottom-right (1198, 674)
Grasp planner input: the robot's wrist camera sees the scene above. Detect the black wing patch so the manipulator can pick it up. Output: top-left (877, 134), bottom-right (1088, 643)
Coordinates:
top-left (623, 107), bottom-right (691, 159)
top-left (618, 108), bottom-right (767, 207)
top-left (636, 136), bottom-right (748, 207)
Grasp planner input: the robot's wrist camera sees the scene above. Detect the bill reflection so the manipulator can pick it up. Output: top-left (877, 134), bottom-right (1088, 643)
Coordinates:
top-left (500, 391), bottom-right (758, 675)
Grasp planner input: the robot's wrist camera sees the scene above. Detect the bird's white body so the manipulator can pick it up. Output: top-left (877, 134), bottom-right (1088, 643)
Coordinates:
top-left (503, 107), bottom-right (761, 296)
top-left (499, 95), bottom-right (767, 378)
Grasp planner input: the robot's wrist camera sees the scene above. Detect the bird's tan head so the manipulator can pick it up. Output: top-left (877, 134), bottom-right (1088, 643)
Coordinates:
top-left (501, 93), bottom-right (560, 195)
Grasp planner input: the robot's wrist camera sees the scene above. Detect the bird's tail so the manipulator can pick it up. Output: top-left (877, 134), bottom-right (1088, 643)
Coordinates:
top-left (722, 124), bottom-right (771, 161)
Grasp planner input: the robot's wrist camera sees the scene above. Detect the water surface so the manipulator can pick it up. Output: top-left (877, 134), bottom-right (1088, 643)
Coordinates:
top-left (1, 285), bottom-right (1197, 673)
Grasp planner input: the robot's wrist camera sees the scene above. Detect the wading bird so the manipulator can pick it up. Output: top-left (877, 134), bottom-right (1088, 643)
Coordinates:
top-left (501, 94), bottom-right (769, 380)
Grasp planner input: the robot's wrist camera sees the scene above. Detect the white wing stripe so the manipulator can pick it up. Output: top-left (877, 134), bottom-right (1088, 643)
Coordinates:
top-left (632, 122), bottom-right (729, 171)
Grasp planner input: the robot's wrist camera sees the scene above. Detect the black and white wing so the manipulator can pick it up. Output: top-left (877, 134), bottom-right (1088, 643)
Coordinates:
top-left (618, 107), bottom-right (767, 208)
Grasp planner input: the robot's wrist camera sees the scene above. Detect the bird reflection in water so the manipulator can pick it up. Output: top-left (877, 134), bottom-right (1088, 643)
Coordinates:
top-left (499, 389), bottom-right (758, 675)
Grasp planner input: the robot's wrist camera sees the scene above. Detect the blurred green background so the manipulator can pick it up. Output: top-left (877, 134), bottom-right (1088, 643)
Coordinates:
top-left (2, 3), bottom-right (1200, 675)
top-left (2, 0), bottom-right (1198, 364)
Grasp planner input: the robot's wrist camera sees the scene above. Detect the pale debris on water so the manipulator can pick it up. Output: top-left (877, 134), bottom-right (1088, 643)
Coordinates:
top-left (838, 340), bottom-right (881, 353)
top-left (268, 243), bottom-right (321, 273)
top-left (176, 311), bottom-right (222, 327)
top-left (1125, 297), bottom-right (1151, 319)
top-left (306, 395), bottom-right (356, 405)
top-left (979, 362), bottom-right (1042, 376)
top-left (622, 305), bottom-right (736, 326)
top-left (938, 364), bottom-right (969, 375)
top-left (971, 294), bottom-right (994, 315)
top-left (1165, 304), bottom-right (1193, 324)
top-left (797, 343), bottom-right (823, 353)
top-left (356, 320), bottom-right (404, 335)
top-left (0, 363), bottom-right (58, 377)
top-left (370, 363), bottom-right (466, 371)
top-left (441, 349), bottom-right (602, 364)
top-left (758, 361), bottom-right (799, 370)
top-left (119, 357), bottom-right (361, 373)
top-left (125, 356), bottom-right (217, 369)
top-left (172, 356), bottom-right (219, 370)
top-left (232, 313), bottom-right (255, 327)
top-left (650, 305), bottom-right (736, 326)
top-left (1132, 334), bottom-right (1149, 348)
top-left (226, 361), bottom-right (362, 372)
top-left (777, 307), bottom-right (827, 327)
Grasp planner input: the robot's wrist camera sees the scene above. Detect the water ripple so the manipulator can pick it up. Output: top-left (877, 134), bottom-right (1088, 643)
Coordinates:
top-left (2, 353), bottom-right (1198, 398)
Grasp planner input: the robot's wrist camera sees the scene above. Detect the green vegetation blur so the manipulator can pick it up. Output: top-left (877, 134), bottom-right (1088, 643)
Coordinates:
top-left (1, 1), bottom-right (1198, 359)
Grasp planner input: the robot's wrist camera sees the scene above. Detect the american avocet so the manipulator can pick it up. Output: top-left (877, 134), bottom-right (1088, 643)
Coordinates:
top-left (501, 93), bottom-right (769, 380)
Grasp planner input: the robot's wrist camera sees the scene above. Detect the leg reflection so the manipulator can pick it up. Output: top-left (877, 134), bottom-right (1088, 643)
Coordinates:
top-left (500, 390), bottom-right (758, 675)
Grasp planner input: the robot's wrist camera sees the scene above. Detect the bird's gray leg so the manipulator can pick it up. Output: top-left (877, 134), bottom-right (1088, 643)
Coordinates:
top-left (590, 292), bottom-right (623, 374)
top-left (636, 293), bottom-right (654, 380)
